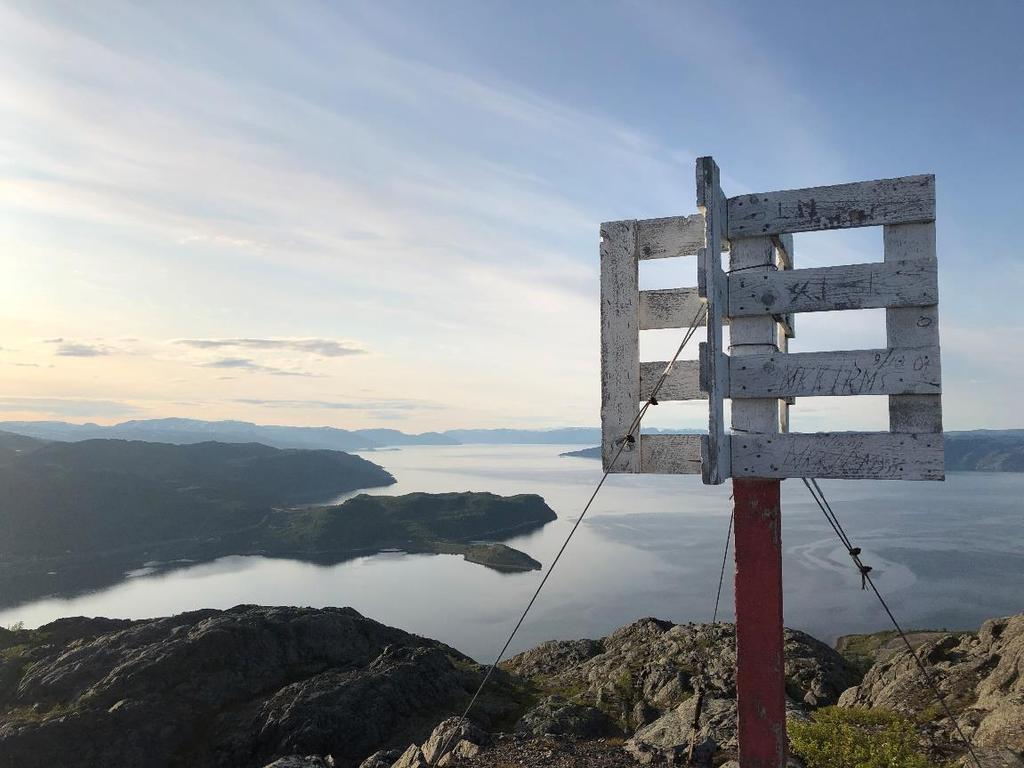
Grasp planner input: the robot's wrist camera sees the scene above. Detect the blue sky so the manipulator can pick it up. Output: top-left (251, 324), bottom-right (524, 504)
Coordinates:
top-left (1, 0), bottom-right (1021, 431)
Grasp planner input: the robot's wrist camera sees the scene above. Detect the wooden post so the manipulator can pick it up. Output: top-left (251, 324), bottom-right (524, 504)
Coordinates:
top-left (730, 236), bottom-right (787, 768)
top-left (733, 478), bottom-right (786, 768)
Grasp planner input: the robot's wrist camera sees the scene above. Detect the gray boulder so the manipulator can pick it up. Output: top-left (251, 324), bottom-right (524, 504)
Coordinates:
top-left (390, 744), bottom-right (428, 768)
top-left (419, 717), bottom-right (488, 764)
top-left (358, 750), bottom-right (401, 768)
top-left (514, 695), bottom-right (620, 738)
top-left (264, 757), bottom-right (335, 768)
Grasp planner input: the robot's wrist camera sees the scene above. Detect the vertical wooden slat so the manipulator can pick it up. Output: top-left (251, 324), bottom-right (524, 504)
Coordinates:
top-left (729, 237), bottom-right (781, 435)
top-left (697, 156), bottom-right (730, 484)
top-left (884, 222), bottom-right (943, 436)
top-left (600, 219), bottom-right (640, 472)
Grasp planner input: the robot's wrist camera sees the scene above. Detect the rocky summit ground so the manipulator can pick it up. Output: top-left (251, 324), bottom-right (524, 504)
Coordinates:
top-left (0, 606), bottom-right (527, 768)
top-left (2, 606), bottom-right (1023, 768)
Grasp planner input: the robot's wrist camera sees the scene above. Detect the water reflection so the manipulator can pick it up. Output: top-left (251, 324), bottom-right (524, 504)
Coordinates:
top-left (1, 445), bottom-right (1021, 661)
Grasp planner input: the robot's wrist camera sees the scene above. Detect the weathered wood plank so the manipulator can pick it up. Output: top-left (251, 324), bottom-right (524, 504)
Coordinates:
top-left (636, 214), bottom-right (705, 260)
top-left (730, 237), bottom-right (783, 439)
top-left (731, 432), bottom-right (944, 480)
top-left (773, 235), bottom-right (795, 338)
top-left (729, 346), bottom-right (941, 398)
top-left (778, 328), bottom-right (792, 429)
top-left (696, 156), bottom-right (730, 484)
top-left (600, 219), bottom-right (640, 472)
top-left (640, 434), bottom-right (702, 474)
top-left (640, 359), bottom-right (705, 401)
top-left (729, 259), bottom-right (937, 317)
top-left (885, 222), bottom-right (943, 435)
top-left (728, 174), bottom-right (935, 237)
top-left (772, 233), bottom-right (794, 271)
top-left (639, 288), bottom-right (711, 330)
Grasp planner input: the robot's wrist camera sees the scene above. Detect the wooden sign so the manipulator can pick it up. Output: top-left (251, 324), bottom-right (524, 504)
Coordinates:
top-left (599, 156), bottom-right (943, 483)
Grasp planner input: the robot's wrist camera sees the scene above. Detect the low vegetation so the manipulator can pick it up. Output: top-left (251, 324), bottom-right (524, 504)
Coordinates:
top-left (788, 707), bottom-right (937, 768)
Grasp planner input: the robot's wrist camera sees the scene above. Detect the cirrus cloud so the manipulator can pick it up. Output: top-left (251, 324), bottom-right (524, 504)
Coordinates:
top-left (175, 337), bottom-right (367, 357)
top-left (201, 357), bottom-right (318, 377)
top-left (44, 338), bottom-right (116, 357)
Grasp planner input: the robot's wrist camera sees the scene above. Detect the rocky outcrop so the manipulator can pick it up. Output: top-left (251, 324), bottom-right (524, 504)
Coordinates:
top-left (0, 606), bottom-right (525, 768)
top-left (514, 695), bottom-right (620, 739)
top-left (839, 613), bottom-right (1024, 757)
top-left (383, 717), bottom-right (489, 768)
top-left (265, 758), bottom-right (336, 768)
top-left (504, 617), bottom-right (858, 752)
top-left (5, 606), bottom-right (1023, 768)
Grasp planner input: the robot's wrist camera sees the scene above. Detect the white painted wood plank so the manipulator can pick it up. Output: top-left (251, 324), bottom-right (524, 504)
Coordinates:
top-left (885, 222), bottom-right (943, 436)
top-left (636, 214), bottom-right (706, 260)
top-left (600, 219), bottom-right (640, 472)
top-left (778, 327), bottom-right (792, 429)
top-left (696, 156), bottom-right (730, 484)
top-left (640, 360), bottom-right (705, 401)
top-left (729, 259), bottom-right (937, 317)
top-left (728, 174), bottom-right (935, 237)
top-left (729, 237), bottom-right (782, 439)
top-left (772, 233), bottom-right (794, 271)
top-left (731, 432), bottom-right (944, 480)
top-left (729, 346), bottom-right (941, 398)
top-left (774, 235), bottom-right (795, 338)
top-left (639, 288), bottom-right (712, 330)
top-left (640, 434), bottom-right (702, 474)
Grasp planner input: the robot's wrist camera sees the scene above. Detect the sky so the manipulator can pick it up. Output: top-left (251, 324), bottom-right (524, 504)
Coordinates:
top-left (1, 0), bottom-right (1021, 432)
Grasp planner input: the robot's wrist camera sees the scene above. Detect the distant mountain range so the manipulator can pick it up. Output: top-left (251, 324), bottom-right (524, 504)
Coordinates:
top-left (0, 418), bottom-right (703, 451)
top-left (560, 430), bottom-right (1024, 473)
top-left (2, 420), bottom-right (1022, 471)
top-left (944, 429), bottom-right (1024, 471)
top-left (0, 418), bottom-right (458, 452)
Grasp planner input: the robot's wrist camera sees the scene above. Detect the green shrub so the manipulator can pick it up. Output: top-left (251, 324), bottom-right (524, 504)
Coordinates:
top-left (788, 707), bottom-right (936, 768)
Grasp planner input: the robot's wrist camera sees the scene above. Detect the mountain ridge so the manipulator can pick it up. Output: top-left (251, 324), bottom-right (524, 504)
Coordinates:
top-left (0, 420), bottom-right (707, 450)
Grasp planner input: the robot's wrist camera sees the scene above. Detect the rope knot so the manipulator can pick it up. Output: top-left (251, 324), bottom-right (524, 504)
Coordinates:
top-left (857, 562), bottom-right (872, 589)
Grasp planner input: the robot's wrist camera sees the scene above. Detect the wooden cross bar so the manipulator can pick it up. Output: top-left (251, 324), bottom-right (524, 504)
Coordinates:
top-left (598, 155), bottom-right (943, 768)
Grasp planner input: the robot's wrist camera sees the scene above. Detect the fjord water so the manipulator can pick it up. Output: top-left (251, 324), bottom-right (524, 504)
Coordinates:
top-left (1, 445), bottom-right (1021, 661)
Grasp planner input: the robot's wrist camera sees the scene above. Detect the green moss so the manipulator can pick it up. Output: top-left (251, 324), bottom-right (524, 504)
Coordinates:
top-left (789, 707), bottom-right (938, 768)
top-left (530, 675), bottom-right (589, 704)
top-left (614, 669), bottom-right (633, 698)
top-left (836, 631), bottom-right (901, 677)
top-left (916, 703), bottom-right (946, 723)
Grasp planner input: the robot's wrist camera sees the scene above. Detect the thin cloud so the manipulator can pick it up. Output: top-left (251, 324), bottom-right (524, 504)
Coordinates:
top-left (44, 338), bottom-right (117, 357)
top-left (176, 338), bottom-right (366, 357)
top-left (202, 357), bottom-right (317, 377)
top-left (55, 343), bottom-right (113, 357)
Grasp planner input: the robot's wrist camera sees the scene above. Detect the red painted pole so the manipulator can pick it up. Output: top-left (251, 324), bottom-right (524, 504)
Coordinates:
top-left (733, 477), bottom-right (787, 768)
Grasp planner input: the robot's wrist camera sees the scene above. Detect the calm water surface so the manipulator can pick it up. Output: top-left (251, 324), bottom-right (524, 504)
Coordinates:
top-left (2, 445), bottom-right (1022, 661)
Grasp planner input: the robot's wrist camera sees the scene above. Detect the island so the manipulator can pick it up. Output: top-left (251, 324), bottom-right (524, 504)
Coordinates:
top-left (250, 491), bottom-right (555, 571)
top-left (445, 543), bottom-right (542, 572)
top-left (559, 446), bottom-right (601, 459)
top-left (0, 434), bottom-right (555, 606)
